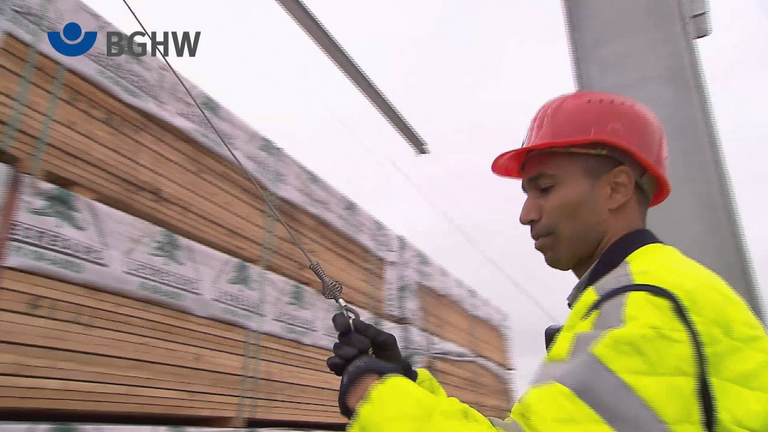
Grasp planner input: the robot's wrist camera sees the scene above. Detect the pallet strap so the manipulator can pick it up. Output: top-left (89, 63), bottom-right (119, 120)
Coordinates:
top-left (236, 174), bottom-right (279, 424)
top-left (29, 64), bottom-right (65, 179)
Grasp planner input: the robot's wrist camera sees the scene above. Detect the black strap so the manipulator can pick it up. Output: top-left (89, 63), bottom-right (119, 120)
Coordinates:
top-left (585, 284), bottom-right (716, 432)
top-left (544, 324), bottom-right (563, 352)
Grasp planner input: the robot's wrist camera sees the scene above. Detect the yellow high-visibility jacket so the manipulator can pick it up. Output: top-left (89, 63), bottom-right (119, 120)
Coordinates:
top-left (347, 229), bottom-right (768, 431)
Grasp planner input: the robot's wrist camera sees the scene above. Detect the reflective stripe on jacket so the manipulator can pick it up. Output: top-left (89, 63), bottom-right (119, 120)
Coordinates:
top-left (347, 229), bottom-right (768, 431)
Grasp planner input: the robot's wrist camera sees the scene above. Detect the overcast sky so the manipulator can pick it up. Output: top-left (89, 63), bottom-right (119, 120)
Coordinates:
top-left (80, 0), bottom-right (768, 398)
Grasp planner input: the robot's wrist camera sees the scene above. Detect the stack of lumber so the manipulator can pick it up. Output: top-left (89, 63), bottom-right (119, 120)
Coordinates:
top-left (0, 269), bottom-right (345, 427)
top-left (431, 357), bottom-right (513, 419)
top-left (419, 283), bottom-right (511, 369)
top-left (0, 0), bottom-right (516, 427)
top-left (0, 34), bottom-right (384, 316)
top-left (386, 237), bottom-right (513, 370)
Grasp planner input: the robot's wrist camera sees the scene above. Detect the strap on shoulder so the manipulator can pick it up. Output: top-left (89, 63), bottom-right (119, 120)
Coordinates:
top-left (585, 284), bottom-right (715, 432)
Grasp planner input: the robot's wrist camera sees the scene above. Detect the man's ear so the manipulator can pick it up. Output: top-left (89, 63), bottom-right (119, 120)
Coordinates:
top-left (605, 166), bottom-right (636, 210)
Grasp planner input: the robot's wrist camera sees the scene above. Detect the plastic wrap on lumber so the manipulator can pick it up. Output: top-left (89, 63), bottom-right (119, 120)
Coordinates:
top-left (2, 173), bottom-right (350, 347)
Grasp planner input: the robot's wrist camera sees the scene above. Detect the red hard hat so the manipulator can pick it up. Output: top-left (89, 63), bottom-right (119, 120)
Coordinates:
top-left (492, 90), bottom-right (671, 207)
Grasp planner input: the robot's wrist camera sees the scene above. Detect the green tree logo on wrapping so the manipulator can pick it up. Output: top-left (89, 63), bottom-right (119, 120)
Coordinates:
top-left (260, 138), bottom-right (281, 155)
top-left (248, 145), bottom-right (286, 186)
top-left (149, 229), bottom-right (183, 265)
top-left (417, 252), bottom-right (429, 279)
top-left (345, 199), bottom-right (357, 214)
top-left (306, 171), bottom-right (320, 185)
top-left (228, 260), bottom-right (254, 291)
top-left (30, 186), bottom-right (86, 231)
top-left (199, 96), bottom-right (221, 119)
top-left (288, 284), bottom-right (306, 309)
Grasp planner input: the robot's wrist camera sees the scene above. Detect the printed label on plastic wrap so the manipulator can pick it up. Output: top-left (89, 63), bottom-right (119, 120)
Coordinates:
top-left (115, 220), bottom-right (207, 313)
top-left (261, 270), bottom-right (339, 350)
top-left (235, 137), bottom-right (289, 198)
top-left (4, 175), bottom-right (211, 314)
top-left (5, 175), bottom-right (115, 284)
top-left (205, 255), bottom-right (268, 330)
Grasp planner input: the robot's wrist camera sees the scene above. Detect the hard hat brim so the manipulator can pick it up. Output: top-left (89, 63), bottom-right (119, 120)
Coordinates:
top-left (491, 139), bottom-right (671, 207)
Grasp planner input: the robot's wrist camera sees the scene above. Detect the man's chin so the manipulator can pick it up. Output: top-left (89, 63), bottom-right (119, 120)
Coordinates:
top-left (543, 254), bottom-right (571, 272)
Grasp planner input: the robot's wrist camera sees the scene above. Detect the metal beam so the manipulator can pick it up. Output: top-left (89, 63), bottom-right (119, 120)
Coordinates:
top-left (561, 0), bottom-right (765, 323)
top-left (686, 0), bottom-right (712, 39)
top-left (274, 0), bottom-right (430, 155)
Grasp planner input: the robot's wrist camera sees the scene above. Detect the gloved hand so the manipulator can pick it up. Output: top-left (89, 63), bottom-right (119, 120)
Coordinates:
top-left (326, 312), bottom-right (418, 381)
top-left (337, 354), bottom-right (405, 419)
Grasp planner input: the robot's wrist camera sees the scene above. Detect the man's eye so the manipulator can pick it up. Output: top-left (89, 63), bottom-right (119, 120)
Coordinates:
top-left (538, 185), bottom-right (554, 195)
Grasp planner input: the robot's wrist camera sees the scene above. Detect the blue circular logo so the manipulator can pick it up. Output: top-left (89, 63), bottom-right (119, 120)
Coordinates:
top-left (47, 21), bottom-right (98, 57)
top-left (62, 22), bottom-right (83, 42)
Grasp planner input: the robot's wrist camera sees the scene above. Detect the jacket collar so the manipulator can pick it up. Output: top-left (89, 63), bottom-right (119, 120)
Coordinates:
top-left (566, 228), bottom-right (662, 309)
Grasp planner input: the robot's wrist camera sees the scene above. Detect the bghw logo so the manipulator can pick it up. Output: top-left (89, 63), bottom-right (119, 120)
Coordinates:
top-left (48, 22), bottom-right (201, 58)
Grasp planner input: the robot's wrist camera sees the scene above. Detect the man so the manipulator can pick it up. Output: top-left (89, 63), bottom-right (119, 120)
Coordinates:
top-left (326, 90), bottom-right (768, 431)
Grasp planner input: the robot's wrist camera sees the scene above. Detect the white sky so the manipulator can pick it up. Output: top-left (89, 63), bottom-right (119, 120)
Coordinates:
top-left (80, 0), bottom-right (768, 397)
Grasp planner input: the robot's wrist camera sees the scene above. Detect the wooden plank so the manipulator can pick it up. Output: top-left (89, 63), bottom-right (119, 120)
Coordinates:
top-left (0, 294), bottom-right (328, 373)
top-left (0, 269), bottom-right (347, 425)
top-left (2, 269), bottom-right (331, 365)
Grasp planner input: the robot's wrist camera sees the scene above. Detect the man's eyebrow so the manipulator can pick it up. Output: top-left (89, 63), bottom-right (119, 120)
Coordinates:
top-left (522, 173), bottom-right (554, 193)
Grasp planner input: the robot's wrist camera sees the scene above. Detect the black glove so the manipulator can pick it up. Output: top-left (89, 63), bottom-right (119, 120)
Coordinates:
top-left (337, 354), bottom-right (405, 419)
top-left (326, 312), bottom-right (418, 381)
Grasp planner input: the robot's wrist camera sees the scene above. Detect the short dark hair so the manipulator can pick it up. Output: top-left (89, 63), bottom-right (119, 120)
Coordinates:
top-left (578, 153), bottom-right (650, 221)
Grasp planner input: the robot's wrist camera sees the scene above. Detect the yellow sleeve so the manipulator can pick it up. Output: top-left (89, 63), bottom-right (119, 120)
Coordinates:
top-left (347, 373), bottom-right (520, 432)
top-left (413, 368), bottom-right (448, 398)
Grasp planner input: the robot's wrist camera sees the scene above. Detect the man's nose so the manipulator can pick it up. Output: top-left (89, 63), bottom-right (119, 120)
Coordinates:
top-left (519, 196), bottom-right (540, 226)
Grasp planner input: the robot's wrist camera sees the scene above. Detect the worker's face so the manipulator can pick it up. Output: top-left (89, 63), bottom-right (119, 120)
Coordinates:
top-left (519, 153), bottom-right (609, 273)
